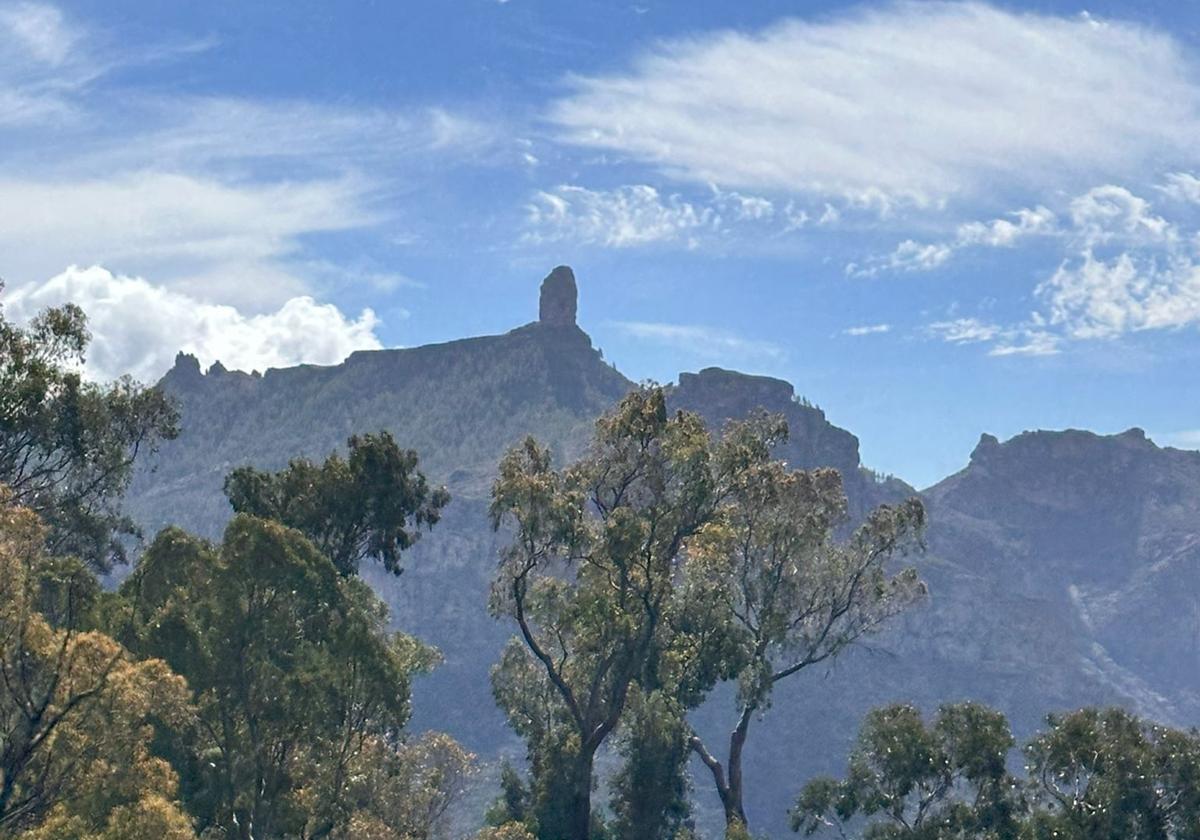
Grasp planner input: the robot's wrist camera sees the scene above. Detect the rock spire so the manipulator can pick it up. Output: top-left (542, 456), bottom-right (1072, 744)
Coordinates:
top-left (539, 265), bottom-right (577, 326)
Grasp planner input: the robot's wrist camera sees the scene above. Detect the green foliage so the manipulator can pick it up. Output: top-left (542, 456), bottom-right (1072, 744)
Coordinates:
top-left (488, 387), bottom-right (783, 840)
top-left (223, 430), bottom-right (449, 576)
top-left (484, 762), bottom-right (533, 830)
top-left (0, 295), bottom-right (179, 570)
top-left (1023, 707), bottom-right (1200, 840)
top-left (792, 702), bottom-right (1020, 839)
top-left (116, 515), bottom-right (441, 838)
top-left (609, 689), bottom-right (693, 840)
top-left (684, 416), bottom-right (926, 830)
top-left (794, 703), bottom-right (1200, 840)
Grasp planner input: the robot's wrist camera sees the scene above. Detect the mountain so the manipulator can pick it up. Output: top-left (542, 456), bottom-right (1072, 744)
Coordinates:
top-left (124, 266), bottom-right (1200, 836)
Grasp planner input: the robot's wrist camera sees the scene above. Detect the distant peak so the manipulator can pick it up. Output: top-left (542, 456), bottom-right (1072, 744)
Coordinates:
top-left (539, 265), bottom-right (578, 326)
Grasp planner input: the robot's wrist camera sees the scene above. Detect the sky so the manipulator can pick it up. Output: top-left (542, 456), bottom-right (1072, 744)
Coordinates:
top-left (3, 0), bottom-right (1200, 488)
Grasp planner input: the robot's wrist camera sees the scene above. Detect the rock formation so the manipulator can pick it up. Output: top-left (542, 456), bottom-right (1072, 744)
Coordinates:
top-left (538, 265), bottom-right (577, 326)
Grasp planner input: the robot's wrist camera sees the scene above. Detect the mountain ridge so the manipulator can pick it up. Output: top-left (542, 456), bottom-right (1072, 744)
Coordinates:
top-left (123, 266), bottom-right (1200, 836)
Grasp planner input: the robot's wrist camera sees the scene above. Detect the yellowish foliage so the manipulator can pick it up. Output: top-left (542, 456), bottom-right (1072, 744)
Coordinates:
top-left (0, 489), bottom-right (196, 838)
top-left (472, 823), bottom-right (537, 840)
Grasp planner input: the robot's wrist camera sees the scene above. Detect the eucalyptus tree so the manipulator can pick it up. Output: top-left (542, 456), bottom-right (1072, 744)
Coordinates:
top-left (792, 702), bottom-right (1022, 840)
top-left (223, 430), bottom-right (450, 577)
top-left (684, 445), bottom-right (926, 833)
top-left (117, 515), bottom-right (440, 839)
top-left (0, 491), bottom-right (195, 839)
top-left (0, 293), bottom-right (178, 570)
top-left (487, 387), bottom-right (777, 840)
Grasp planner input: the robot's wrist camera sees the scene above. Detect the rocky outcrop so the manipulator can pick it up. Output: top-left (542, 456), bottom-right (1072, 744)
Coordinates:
top-left (668, 367), bottom-right (913, 515)
top-left (538, 265), bottom-right (577, 326)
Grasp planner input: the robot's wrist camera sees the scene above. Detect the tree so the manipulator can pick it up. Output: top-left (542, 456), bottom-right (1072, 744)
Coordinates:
top-left (792, 703), bottom-right (1022, 840)
top-left (317, 731), bottom-right (475, 840)
top-left (0, 295), bottom-right (179, 571)
top-left (684, 440), bottom-right (925, 832)
top-left (223, 431), bottom-right (450, 576)
top-left (0, 490), bottom-right (195, 838)
top-left (1023, 707), bottom-right (1200, 840)
top-left (608, 688), bottom-right (694, 840)
top-left (488, 388), bottom-right (772, 840)
top-left (116, 515), bottom-right (442, 839)
top-left (794, 703), bottom-right (1200, 840)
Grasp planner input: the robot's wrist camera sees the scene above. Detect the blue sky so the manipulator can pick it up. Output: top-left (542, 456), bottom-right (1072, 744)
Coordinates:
top-left (4, 0), bottom-right (1200, 487)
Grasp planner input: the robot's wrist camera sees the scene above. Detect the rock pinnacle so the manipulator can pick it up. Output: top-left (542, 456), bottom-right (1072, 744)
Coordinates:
top-left (539, 265), bottom-right (577, 326)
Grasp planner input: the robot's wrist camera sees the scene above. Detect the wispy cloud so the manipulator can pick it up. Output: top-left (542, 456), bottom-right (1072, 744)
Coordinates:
top-left (849, 205), bottom-right (1057, 276)
top-left (610, 321), bottom-right (784, 360)
top-left (925, 318), bottom-right (1002, 345)
top-left (924, 317), bottom-right (1060, 357)
top-left (843, 324), bottom-right (891, 336)
top-left (525, 184), bottom-right (717, 247)
top-left (0, 2), bottom-right (79, 65)
top-left (0, 3), bottom-right (497, 311)
top-left (550, 3), bottom-right (1200, 206)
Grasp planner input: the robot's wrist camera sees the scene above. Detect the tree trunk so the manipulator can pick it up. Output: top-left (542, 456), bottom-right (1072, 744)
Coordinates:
top-left (724, 705), bottom-right (755, 831)
top-left (567, 750), bottom-right (595, 840)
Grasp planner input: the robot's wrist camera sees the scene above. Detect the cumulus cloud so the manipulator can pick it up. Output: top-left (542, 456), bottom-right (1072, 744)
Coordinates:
top-left (611, 321), bottom-right (784, 360)
top-left (551, 3), bottom-right (1200, 205)
top-left (525, 185), bottom-right (718, 247)
top-left (4, 266), bottom-right (383, 382)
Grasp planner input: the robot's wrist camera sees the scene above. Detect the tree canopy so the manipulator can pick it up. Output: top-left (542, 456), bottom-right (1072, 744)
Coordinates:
top-left (0, 295), bottom-right (179, 570)
top-left (0, 490), bottom-right (195, 839)
top-left (115, 514), bottom-right (447, 838)
top-left (223, 431), bottom-right (449, 577)
top-left (794, 702), bottom-right (1200, 840)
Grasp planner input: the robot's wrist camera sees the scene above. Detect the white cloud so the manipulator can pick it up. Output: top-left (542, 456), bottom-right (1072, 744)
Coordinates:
top-left (843, 324), bottom-right (891, 336)
top-left (852, 204), bottom-right (1057, 276)
top-left (525, 184), bottom-right (717, 247)
top-left (1158, 172), bottom-right (1200, 205)
top-left (925, 318), bottom-right (1002, 344)
top-left (551, 3), bottom-right (1200, 205)
top-left (1068, 185), bottom-right (1175, 247)
top-left (611, 321), bottom-right (784, 360)
top-left (1038, 250), bottom-right (1200, 339)
top-left (0, 171), bottom-right (375, 307)
top-left (0, 4), bottom-right (499, 309)
top-left (3, 266), bottom-right (383, 382)
top-left (987, 331), bottom-right (1060, 357)
top-left (956, 206), bottom-right (1058, 248)
top-left (0, 2), bottom-right (78, 65)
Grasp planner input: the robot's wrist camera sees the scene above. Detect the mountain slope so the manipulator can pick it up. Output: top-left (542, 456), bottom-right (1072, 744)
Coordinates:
top-left (122, 266), bottom-right (1200, 835)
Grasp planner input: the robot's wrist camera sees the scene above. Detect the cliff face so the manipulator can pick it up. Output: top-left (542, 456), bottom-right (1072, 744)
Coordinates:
top-left (668, 366), bottom-right (913, 517)
top-left (921, 428), bottom-right (1200, 722)
top-left (123, 267), bottom-right (1200, 836)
